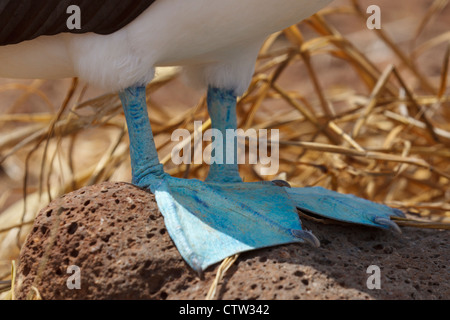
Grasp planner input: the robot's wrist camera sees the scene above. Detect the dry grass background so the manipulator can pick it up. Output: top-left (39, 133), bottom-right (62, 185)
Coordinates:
top-left (0, 0), bottom-right (449, 298)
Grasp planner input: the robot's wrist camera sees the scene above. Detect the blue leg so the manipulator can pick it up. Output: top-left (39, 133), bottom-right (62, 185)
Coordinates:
top-left (205, 87), bottom-right (242, 183)
top-left (119, 86), bottom-right (166, 189)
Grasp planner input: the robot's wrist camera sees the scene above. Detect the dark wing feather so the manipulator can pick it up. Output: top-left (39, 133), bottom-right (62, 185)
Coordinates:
top-left (0, 0), bottom-right (156, 46)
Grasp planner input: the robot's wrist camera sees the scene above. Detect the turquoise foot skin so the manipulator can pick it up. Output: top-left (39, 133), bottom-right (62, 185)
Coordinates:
top-left (119, 85), bottom-right (404, 274)
top-left (151, 177), bottom-right (318, 273)
top-left (285, 186), bottom-right (405, 233)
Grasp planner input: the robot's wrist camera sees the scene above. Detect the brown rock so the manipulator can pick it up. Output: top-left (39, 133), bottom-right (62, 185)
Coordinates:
top-left (15, 182), bottom-right (190, 300)
top-left (15, 182), bottom-right (450, 300)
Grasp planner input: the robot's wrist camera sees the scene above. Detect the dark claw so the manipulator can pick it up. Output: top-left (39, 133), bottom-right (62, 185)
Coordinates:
top-left (291, 229), bottom-right (320, 247)
top-left (272, 180), bottom-right (291, 188)
top-left (392, 208), bottom-right (406, 218)
top-left (373, 217), bottom-right (402, 234)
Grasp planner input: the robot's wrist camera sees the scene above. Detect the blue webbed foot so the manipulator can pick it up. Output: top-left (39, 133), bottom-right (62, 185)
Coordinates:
top-left (284, 186), bottom-right (404, 233)
top-left (149, 176), bottom-right (318, 273)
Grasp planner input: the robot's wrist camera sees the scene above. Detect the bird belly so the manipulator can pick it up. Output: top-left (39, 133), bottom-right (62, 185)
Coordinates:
top-left (0, 0), bottom-right (332, 91)
top-left (132, 0), bottom-right (333, 66)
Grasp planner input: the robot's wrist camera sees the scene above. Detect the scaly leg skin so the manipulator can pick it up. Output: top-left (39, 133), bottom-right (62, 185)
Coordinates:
top-left (204, 87), bottom-right (242, 183)
top-left (119, 86), bottom-right (403, 274)
top-left (119, 86), bottom-right (317, 274)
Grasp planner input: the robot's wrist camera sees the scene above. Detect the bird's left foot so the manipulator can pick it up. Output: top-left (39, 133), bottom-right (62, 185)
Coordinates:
top-left (283, 185), bottom-right (404, 233)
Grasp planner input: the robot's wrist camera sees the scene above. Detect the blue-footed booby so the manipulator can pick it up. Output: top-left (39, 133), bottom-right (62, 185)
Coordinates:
top-left (0, 0), bottom-right (403, 273)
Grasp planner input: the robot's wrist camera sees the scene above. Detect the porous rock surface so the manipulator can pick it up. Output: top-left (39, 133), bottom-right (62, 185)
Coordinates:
top-left (15, 182), bottom-right (449, 300)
